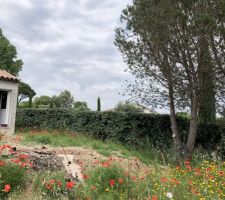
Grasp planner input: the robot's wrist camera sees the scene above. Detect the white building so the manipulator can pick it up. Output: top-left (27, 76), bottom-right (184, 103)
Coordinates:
top-left (0, 70), bottom-right (19, 134)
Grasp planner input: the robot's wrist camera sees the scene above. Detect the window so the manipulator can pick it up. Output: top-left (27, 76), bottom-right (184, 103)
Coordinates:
top-left (0, 91), bottom-right (8, 109)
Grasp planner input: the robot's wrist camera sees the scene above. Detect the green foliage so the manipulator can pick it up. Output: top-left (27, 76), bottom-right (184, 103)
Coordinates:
top-left (18, 101), bottom-right (30, 109)
top-left (73, 101), bottom-right (90, 112)
top-left (33, 96), bottom-right (52, 108)
top-left (0, 29), bottom-right (23, 76)
top-left (16, 109), bottom-right (224, 155)
top-left (18, 82), bottom-right (36, 108)
top-left (97, 97), bottom-right (101, 111)
top-left (114, 101), bottom-right (144, 113)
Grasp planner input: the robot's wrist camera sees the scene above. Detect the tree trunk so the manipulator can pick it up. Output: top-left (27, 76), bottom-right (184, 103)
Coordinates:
top-left (186, 94), bottom-right (198, 158)
top-left (168, 82), bottom-right (182, 160)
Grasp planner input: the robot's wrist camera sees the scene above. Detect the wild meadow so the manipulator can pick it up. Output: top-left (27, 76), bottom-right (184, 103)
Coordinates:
top-left (0, 130), bottom-right (224, 200)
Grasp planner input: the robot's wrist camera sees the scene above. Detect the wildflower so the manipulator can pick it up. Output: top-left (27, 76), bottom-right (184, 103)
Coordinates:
top-left (161, 177), bottom-right (168, 183)
top-left (0, 160), bottom-right (5, 166)
top-left (19, 154), bottom-right (29, 160)
top-left (151, 195), bottom-right (158, 200)
top-left (166, 192), bottom-right (173, 199)
top-left (3, 184), bottom-right (10, 193)
top-left (49, 179), bottom-right (55, 184)
top-left (105, 188), bottom-right (109, 192)
top-left (132, 176), bottom-right (136, 181)
top-left (101, 161), bottom-right (110, 167)
top-left (66, 181), bottom-right (75, 189)
top-left (83, 174), bottom-right (89, 180)
top-left (118, 178), bottom-right (124, 184)
top-left (109, 179), bottom-right (115, 187)
top-left (45, 184), bottom-right (52, 189)
top-left (57, 181), bottom-right (62, 186)
top-left (185, 160), bottom-right (190, 165)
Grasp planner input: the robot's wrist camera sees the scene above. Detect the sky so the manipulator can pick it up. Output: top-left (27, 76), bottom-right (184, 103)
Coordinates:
top-left (0, 0), bottom-right (132, 110)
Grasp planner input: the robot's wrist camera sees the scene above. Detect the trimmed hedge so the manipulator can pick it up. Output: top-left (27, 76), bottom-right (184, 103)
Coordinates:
top-left (16, 109), bottom-right (224, 152)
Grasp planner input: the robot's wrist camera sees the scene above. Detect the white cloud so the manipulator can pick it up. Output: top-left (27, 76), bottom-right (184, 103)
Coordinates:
top-left (0, 0), bottom-right (132, 110)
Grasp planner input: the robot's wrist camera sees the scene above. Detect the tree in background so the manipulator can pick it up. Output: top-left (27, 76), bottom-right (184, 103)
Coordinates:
top-left (33, 95), bottom-right (52, 108)
top-left (18, 82), bottom-right (36, 108)
top-left (115, 0), bottom-right (225, 158)
top-left (114, 101), bottom-right (144, 113)
top-left (0, 29), bottom-right (23, 76)
top-left (73, 101), bottom-right (90, 112)
top-left (97, 97), bottom-right (101, 111)
top-left (51, 90), bottom-right (74, 108)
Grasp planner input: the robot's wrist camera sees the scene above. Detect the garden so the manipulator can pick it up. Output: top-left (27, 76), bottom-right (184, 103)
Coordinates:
top-left (0, 109), bottom-right (224, 199)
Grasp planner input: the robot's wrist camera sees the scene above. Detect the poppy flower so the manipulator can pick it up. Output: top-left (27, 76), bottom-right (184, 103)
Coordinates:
top-left (132, 176), bottom-right (136, 181)
top-left (0, 161), bottom-right (5, 166)
top-left (161, 177), bottom-right (168, 183)
top-left (152, 195), bottom-right (158, 200)
top-left (109, 179), bottom-right (115, 187)
top-left (118, 178), bottom-right (124, 184)
top-left (45, 184), bottom-right (52, 189)
top-left (57, 181), bottom-right (62, 186)
top-left (83, 174), bottom-right (89, 180)
top-left (3, 184), bottom-right (10, 193)
top-left (49, 179), bottom-right (55, 184)
top-left (66, 181), bottom-right (75, 189)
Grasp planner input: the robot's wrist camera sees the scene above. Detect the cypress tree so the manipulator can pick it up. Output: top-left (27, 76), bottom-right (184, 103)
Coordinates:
top-left (97, 97), bottom-right (101, 111)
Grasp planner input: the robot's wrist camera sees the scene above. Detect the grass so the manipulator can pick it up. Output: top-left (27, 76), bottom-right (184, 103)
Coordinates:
top-left (19, 130), bottom-right (165, 165)
top-left (8, 130), bottom-right (224, 199)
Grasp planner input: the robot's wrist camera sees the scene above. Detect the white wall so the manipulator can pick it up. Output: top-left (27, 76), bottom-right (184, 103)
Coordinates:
top-left (0, 80), bottom-right (19, 134)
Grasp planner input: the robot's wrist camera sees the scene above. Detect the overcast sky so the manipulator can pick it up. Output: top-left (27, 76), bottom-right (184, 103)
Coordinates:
top-left (0, 0), bottom-right (132, 110)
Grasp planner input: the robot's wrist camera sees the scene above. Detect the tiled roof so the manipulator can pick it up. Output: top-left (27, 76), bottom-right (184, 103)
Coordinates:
top-left (0, 69), bottom-right (19, 82)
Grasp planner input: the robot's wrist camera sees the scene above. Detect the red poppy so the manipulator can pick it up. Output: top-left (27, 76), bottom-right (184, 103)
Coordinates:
top-left (109, 179), bottom-right (115, 187)
top-left (83, 174), bottom-right (89, 180)
top-left (66, 181), bottom-right (75, 189)
top-left (49, 179), bottom-right (55, 184)
top-left (118, 178), bottom-right (124, 184)
top-left (19, 154), bottom-right (29, 160)
top-left (45, 184), bottom-right (52, 189)
top-left (3, 184), bottom-right (10, 193)
top-left (101, 162), bottom-right (110, 167)
top-left (0, 161), bottom-right (5, 166)
top-left (161, 177), bottom-right (168, 183)
top-left (152, 195), bottom-right (158, 200)
top-left (132, 176), bottom-right (137, 181)
top-left (57, 181), bottom-right (62, 186)
top-left (185, 160), bottom-right (190, 165)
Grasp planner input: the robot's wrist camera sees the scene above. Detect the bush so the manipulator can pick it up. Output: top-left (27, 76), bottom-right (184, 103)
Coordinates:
top-left (16, 109), bottom-right (224, 154)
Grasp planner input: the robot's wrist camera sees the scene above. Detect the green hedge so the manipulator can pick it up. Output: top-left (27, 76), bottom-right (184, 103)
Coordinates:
top-left (16, 109), bottom-right (224, 152)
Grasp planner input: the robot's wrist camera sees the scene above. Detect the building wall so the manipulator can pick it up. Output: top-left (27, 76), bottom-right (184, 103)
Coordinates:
top-left (0, 80), bottom-right (19, 134)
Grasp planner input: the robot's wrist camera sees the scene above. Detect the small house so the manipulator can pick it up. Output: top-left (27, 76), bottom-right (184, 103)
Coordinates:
top-left (0, 69), bottom-right (19, 134)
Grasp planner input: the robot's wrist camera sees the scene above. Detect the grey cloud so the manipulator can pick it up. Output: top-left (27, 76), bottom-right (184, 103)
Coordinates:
top-left (0, 0), bottom-right (132, 110)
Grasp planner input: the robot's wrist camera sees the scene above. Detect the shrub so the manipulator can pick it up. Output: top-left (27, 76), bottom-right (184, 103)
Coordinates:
top-left (16, 109), bottom-right (224, 155)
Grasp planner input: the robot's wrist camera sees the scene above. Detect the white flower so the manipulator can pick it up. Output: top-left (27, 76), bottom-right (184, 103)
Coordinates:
top-left (166, 192), bottom-right (173, 199)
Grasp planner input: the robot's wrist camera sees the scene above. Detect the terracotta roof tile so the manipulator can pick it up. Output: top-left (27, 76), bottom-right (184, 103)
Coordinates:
top-left (0, 69), bottom-right (19, 82)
